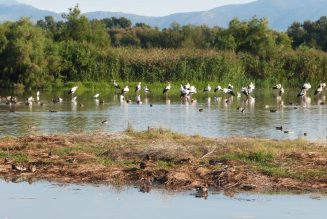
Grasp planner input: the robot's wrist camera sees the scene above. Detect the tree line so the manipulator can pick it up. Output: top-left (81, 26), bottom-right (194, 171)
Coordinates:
top-left (0, 5), bottom-right (326, 89)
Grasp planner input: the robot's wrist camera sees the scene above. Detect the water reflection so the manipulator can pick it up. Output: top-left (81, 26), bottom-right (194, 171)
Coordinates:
top-left (0, 181), bottom-right (326, 219)
top-left (0, 89), bottom-right (326, 140)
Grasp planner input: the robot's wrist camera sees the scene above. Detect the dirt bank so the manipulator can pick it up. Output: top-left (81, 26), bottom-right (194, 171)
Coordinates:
top-left (0, 129), bottom-right (326, 194)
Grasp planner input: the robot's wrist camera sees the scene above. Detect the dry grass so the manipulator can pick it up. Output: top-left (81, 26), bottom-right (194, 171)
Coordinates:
top-left (0, 129), bottom-right (326, 193)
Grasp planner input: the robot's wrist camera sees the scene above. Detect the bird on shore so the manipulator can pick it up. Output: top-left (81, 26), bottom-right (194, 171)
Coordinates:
top-left (314, 83), bottom-right (326, 96)
top-left (68, 86), bottom-right (78, 95)
top-left (135, 82), bottom-right (142, 93)
top-left (203, 84), bottom-right (211, 92)
top-left (163, 82), bottom-right (171, 94)
top-left (113, 80), bottom-right (120, 90)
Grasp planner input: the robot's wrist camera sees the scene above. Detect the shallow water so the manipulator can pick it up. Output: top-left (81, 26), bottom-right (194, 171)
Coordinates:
top-left (0, 88), bottom-right (326, 140)
top-left (0, 180), bottom-right (325, 219)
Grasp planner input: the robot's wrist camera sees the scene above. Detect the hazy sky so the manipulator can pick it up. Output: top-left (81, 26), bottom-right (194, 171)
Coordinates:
top-left (17, 0), bottom-right (255, 16)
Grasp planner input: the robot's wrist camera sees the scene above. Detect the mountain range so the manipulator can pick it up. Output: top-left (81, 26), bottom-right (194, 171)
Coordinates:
top-left (1, 0), bottom-right (327, 30)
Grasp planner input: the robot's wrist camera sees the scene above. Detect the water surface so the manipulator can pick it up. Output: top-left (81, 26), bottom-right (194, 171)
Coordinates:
top-left (0, 180), bottom-right (325, 219)
top-left (0, 89), bottom-right (326, 140)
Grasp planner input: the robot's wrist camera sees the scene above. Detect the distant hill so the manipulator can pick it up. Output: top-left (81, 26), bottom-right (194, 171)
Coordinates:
top-left (0, 0), bottom-right (60, 22)
top-left (2, 0), bottom-right (327, 30)
top-left (85, 0), bottom-right (327, 30)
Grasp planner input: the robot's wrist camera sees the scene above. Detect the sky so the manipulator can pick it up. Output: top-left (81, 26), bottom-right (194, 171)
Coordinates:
top-left (16, 0), bottom-right (255, 16)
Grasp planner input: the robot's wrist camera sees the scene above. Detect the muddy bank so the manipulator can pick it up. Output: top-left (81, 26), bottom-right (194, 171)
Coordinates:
top-left (0, 130), bottom-right (326, 194)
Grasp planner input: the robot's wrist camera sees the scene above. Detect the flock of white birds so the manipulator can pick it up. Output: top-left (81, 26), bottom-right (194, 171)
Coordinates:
top-left (1, 81), bottom-right (326, 108)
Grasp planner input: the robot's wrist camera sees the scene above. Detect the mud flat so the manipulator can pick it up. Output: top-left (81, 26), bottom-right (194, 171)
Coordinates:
top-left (0, 129), bottom-right (326, 194)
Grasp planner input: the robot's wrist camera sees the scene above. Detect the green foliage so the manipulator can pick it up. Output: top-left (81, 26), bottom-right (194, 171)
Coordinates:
top-left (0, 6), bottom-right (327, 89)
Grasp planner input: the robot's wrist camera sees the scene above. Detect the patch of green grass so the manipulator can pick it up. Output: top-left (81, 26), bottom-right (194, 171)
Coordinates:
top-left (53, 147), bottom-right (75, 157)
top-left (258, 164), bottom-right (289, 177)
top-left (217, 151), bottom-right (275, 164)
top-left (155, 160), bottom-right (176, 170)
top-left (0, 152), bottom-right (28, 163)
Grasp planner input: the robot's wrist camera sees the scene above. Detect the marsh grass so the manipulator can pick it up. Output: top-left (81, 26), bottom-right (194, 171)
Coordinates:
top-left (0, 129), bottom-right (326, 187)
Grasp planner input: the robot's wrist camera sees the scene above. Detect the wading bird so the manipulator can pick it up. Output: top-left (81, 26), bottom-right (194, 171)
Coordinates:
top-left (272, 84), bottom-right (284, 97)
top-left (214, 85), bottom-right (222, 92)
top-left (314, 83), bottom-right (326, 96)
top-left (135, 82), bottom-right (142, 93)
top-left (163, 82), bottom-right (171, 94)
top-left (297, 82), bottom-right (311, 97)
top-left (203, 84), bottom-right (211, 92)
top-left (68, 86), bottom-right (78, 95)
top-left (144, 86), bottom-right (151, 94)
top-left (121, 86), bottom-right (130, 95)
top-left (113, 80), bottom-right (120, 90)
top-left (94, 93), bottom-right (100, 99)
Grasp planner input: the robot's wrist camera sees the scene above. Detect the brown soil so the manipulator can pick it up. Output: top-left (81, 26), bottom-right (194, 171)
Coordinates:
top-left (0, 130), bottom-right (326, 194)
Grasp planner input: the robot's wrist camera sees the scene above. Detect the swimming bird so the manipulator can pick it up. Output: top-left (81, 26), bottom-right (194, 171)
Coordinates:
top-left (68, 86), bottom-right (78, 95)
top-left (135, 82), bottom-right (141, 93)
top-left (272, 84), bottom-right (285, 97)
top-left (163, 82), bottom-right (171, 94)
top-left (121, 86), bottom-right (130, 95)
top-left (314, 83), bottom-right (326, 95)
top-left (214, 85), bottom-right (222, 92)
top-left (113, 80), bottom-right (120, 89)
top-left (203, 84), bottom-right (211, 92)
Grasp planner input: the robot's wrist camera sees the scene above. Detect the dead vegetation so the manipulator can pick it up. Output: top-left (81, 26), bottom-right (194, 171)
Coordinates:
top-left (0, 129), bottom-right (326, 194)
